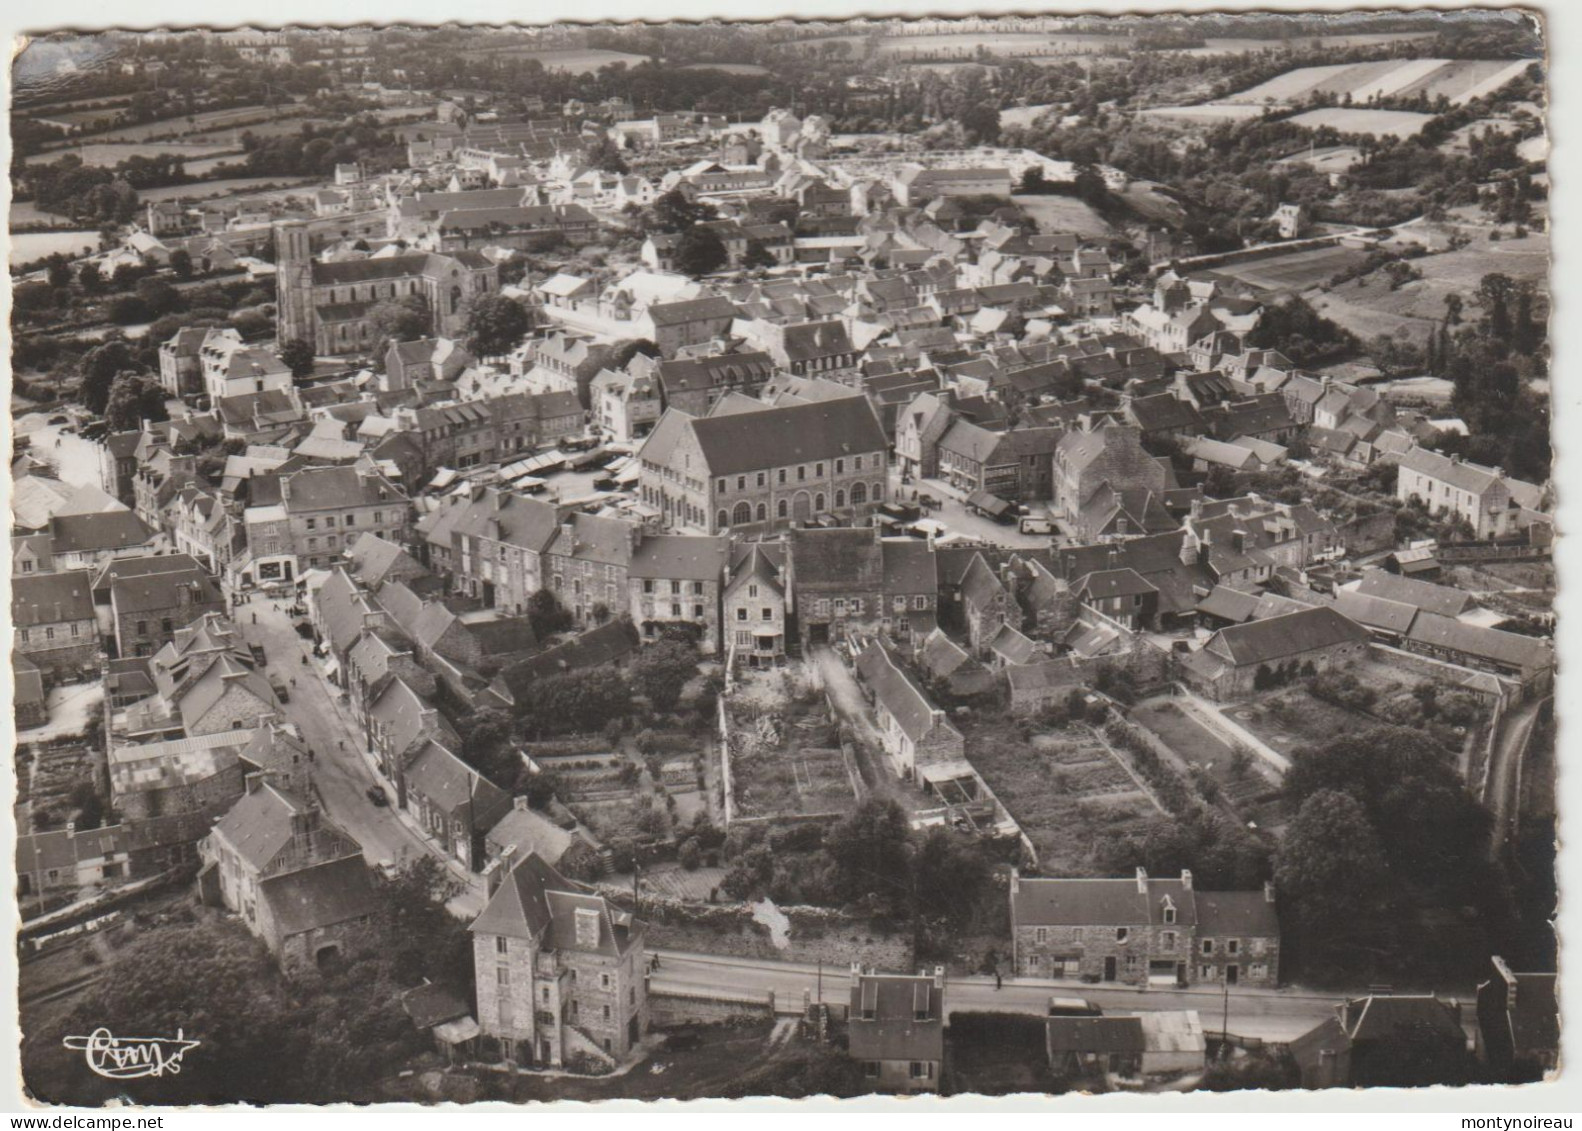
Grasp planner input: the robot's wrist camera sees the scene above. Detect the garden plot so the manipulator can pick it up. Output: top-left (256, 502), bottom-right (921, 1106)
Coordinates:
top-left (1228, 686), bottom-right (1392, 756)
top-left (726, 699), bottom-right (858, 821)
top-left (965, 718), bottom-right (1159, 872)
top-left (1207, 245), bottom-right (1372, 293)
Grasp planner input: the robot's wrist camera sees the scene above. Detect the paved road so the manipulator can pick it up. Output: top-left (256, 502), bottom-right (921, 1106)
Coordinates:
top-left (649, 948), bottom-right (1344, 1042)
top-left (889, 469), bottom-right (1056, 550)
top-left (238, 597), bottom-right (485, 916)
top-left (1485, 693), bottom-right (1548, 860)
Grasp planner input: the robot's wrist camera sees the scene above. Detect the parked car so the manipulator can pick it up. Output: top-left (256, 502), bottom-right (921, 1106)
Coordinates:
top-left (249, 643), bottom-right (267, 666)
top-left (1048, 996), bottom-right (1102, 1017)
top-left (47, 414), bottom-right (68, 425)
top-left (365, 784), bottom-right (389, 807)
top-left (917, 493), bottom-right (941, 510)
top-left (1019, 516), bottom-right (1055, 535)
top-left (269, 676), bottom-right (290, 704)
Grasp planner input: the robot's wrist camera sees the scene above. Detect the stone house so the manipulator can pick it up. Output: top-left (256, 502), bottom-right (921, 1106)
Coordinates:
top-left (544, 513), bottom-right (641, 627)
top-left (649, 350), bottom-right (776, 417)
top-left (198, 776), bottom-right (380, 975)
top-left (854, 641), bottom-right (964, 783)
top-left (13, 571), bottom-right (99, 682)
top-left (402, 739), bottom-right (513, 872)
top-left (1010, 869), bottom-right (1280, 988)
top-left (1182, 605), bottom-right (1370, 700)
top-left (470, 852), bottom-right (649, 1067)
top-left (959, 554), bottom-right (1015, 657)
top-left (637, 396), bottom-right (888, 536)
top-left (627, 534), bottom-right (729, 653)
top-left (590, 368), bottom-right (663, 443)
top-left (785, 527), bottom-right (886, 647)
top-left (848, 968), bottom-right (945, 1093)
top-left (105, 559), bottom-right (225, 659)
top-left (47, 511), bottom-right (157, 575)
top-left (1053, 423), bottom-right (1170, 534)
top-left (723, 542), bottom-right (788, 666)
top-left (1395, 447), bottom-right (1528, 541)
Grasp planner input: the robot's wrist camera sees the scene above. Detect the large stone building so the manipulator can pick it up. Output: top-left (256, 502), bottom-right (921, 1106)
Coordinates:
top-left (637, 397), bottom-right (889, 536)
top-left (274, 220), bottom-right (500, 357)
top-left (1010, 869), bottom-right (1280, 989)
top-left (470, 852), bottom-right (649, 1067)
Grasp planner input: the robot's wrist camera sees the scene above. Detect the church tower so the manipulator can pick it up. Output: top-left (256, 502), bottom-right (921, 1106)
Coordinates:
top-left (274, 220), bottom-right (316, 351)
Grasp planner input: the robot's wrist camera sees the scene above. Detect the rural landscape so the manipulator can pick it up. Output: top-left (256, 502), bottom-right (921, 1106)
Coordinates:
top-left (9, 8), bottom-right (1558, 1108)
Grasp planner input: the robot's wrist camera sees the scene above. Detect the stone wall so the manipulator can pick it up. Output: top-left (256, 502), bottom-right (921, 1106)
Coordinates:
top-left (648, 986), bottom-right (774, 1027)
top-left (1335, 511), bottom-right (1396, 556)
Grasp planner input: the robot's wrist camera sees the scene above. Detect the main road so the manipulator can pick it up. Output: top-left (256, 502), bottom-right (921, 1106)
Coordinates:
top-left (649, 949), bottom-right (1353, 1042)
top-left (239, 596), bottom-right (485, 915)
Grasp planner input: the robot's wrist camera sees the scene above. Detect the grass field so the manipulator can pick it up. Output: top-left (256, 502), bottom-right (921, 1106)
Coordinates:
top-left (137, 176), bottom-right (321, 203)
top-left (1012, 194), bottom-right (1111, 239)
top-left (486, 47), bottom-right (651, 72)
top-left (1226, 58), bottom-right (1530, 108)
top-left (1307, 226), bottom-right (1548, 343)
top-left (1208, 244), bottom-right (1372, 292)
top-left (681, 62), bottom-right (769, 75)
top-left (23, 141), bottom-right (235, 168)
top-left (1181, 32), bottom-right (1436, 56)
top-left (1286, 107), bottom-right (1435, 139)
top-left (1136, 103), bottom-right (1271, 124)
top-left (874, 32), bottom-right (1126, 57)
top-left (1000, 103), bottom-right (1058, 129)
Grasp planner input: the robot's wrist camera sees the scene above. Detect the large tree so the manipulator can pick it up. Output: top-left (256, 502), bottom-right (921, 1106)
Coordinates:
top-left (462, 294), bottom-right (532, 360)
top-left (631, 638), bottom-right (698, 714)
top-left (825, 798), bottom-right (913, 912)
top-left (79, 340), bottom-right (138, 415)
top-left (368, 294), bottom-right (431, 346)
top-left (104, 374), bottom-right (171, 431)
top-left (673, 225), bottom-right (729, 278)
top-left (1275, 788), bottom-right (1388, 928)
top-left (279, 337), bottom-right (316, 379)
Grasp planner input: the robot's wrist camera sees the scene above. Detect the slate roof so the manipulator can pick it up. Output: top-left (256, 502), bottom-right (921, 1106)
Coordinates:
top-left (210, 782), bottom-right (317, 872)
top-left (781, 319), bottom-right (855, 362)
top-left (1352, 572), bottom-right (1473, 618)
top-left (848, 974), bottom-right (945, 1062)
top-left (1195, 889), bottom-right (1279, 939)
top-left (1046, 1017), bottom-right (1146, 1054)
top-left (881, 539), bottom-right (936, 594)
top-left (790, 528), bottom-right (883, 589)
top-left (470, 851), bottom-right (644, 956)
top-left (1406, 612), bottom-right (1553, 673)
top-left (1013, 875), bottom-right (1196, 928)
top-left (855, 641), bottom-right (955, 747)
top-left (258, 854), bottom-right (381, 936)
top-left (13, 572), bottom-right (95, 627)
top-left (687, 396), bottom-right (886, 476)
top-left (647, 296), bottom-right (738, 327)
top-left (1204, 606), bottom-right (1368, 668)
top-left (48, 511), bottom-right (154, 555)
top-left (628, 534), bottom-right (729, 581)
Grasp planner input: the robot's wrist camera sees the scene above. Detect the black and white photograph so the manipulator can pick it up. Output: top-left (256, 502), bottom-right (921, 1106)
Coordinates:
top-left (5, 4), bottom-right (1565, 1110)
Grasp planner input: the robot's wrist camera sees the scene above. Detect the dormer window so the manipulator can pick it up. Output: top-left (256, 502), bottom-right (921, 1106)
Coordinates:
top-left (1162, 898), bottom-right (1176, 925)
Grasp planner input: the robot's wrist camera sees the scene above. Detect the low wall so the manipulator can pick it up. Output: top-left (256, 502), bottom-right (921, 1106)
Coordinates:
top-left (1336, 511), bottom-right (1396, 556)
top-left (648, 984), bottom-right (775, 1027)
top-left (606, 888), bottom-right (914, 970)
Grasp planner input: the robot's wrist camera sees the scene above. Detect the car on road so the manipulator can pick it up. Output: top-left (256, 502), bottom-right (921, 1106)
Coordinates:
top-left (48, 414), bottom-right (68, 425)
top-left (366, 784), bottom-right (389, 807)
top-left (1019, 516), bottom-right (1055, 535)
top-left (249, 643), bottom-right (267, 666)
top-left (269, 676), bottom-right (291, 703)
top-left (917, 493), bottom-right (941, 510)
top-left (1048, 996), bottom-right (1102, 1017)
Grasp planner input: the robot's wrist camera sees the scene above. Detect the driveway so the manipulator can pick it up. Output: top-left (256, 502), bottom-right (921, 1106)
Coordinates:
top-left (237, 596), bottom-right (485, 916)
top-left (806, 645), bottom-right (933, 812)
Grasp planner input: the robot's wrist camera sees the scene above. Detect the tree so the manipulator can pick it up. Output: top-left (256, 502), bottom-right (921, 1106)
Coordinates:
top-left (368, 294), bottom-right (431, 347)
top-left (169, 248), bottom-right (194, 280)
top-left (1275, 789), bottom-right (1388, 929)
top-left (825, 798), bottom-right (912, 912)
top-left (77, 261), bottom-right (104, 294)
top-left (912, 827), bottom-right (991, 928)
top-left (673, 224), bottom-right (728, 279)
top-left (79, 340), bottom-right (138, 415)
top-left (279, 337), bottom-right (316, 379)
top-left (632, 638), bottom-right (697, 714)
top-left (45, 255), bottom-right (72, 290)
top-left (957, 102), bottom-right (1001, 146)
top-left (457, 707), bottom-right (518, 788)
top-left (463, 294), bottom-right (531, 360)
top-left (651, 188), bottom-right (710, 233)
top-left (526, 588), bottom-right (574, 639)
top-left (742, 240), bottom-right (776, 270)
top-left (584, 135), bottom-right (629, 174)
top-left (511, 667), bottom-right (633, 736)
top-left (104, 373), bottom-right (170, 431)
top-left (135, 276), bottom-right (182, 319)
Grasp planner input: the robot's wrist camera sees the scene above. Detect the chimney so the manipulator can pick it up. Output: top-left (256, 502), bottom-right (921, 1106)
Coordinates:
top-left (514, 795), bottom-right (530, 812)
top-left (1492, 956), bottom-right (1518, 1011)
top-left (1189, 497), bottom-right (1204, 521)
top-left (1264, 880), bottom-right (1276, 904)
top-left (560, 520), bottom-right (575, 548)
top-left (1232, 529), bottom-right (1247, 554)
top-left (66, 821), bottom-right (76, 839)
top-left (933, 964), bottom-right (946, 989)
top-left (1135, 867), bottom-right (1148, 893)
top-left (1008, 867), bottom-right (1019, 895)
top-left (1180, 869), bottom-right (1193, 891)
top-left (1321, 375), bottom-right (1332, 390)
top-left (930, 708), bottom-right (946, 730)
top-left (1179, 533), bottom-right (1199, 566)
top-left (279, 476), bottom-right (292, 503)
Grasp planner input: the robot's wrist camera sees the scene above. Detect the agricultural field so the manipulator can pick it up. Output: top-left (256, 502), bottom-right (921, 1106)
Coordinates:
top-left (1225, 58), bottom-right (1531, 108)
top-left (1179, 32), bottom-right (1437, 56)
top-left (681, 63), bottom-right (769, 75)
top-left (23, 142), bottom-right (236, 168)
top-left (1011, 194), bottom-right (1111, 240)
top-left (1206, 244), bottom-right (1372, 293)
top-left (999, 103), bottom-right (1058, 129)
top-left (486, 47), bottom-right (651, 72)
top-left (964, 717), bottom-right (1160, 873)
top-left (137, 176), bottom-right (321, 203)
top-left (1273, 144), bottom-right (1364, 177)
top-left (1135, 103), bottom-right (1272, 124)
top-left (873, 32), bottom-right (1128, 58)
top-left (1286, 107), bottom-right (1436, 139)
top-left (1219, 690), bottom-right (1379, 762)
top-left (91, 104), bottom-right (307, 143)
top-left (1307, 226), bottom-right (1548, 343)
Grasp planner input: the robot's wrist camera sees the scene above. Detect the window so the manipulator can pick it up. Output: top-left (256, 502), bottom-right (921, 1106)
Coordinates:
top-left (18, 629), bottom-right (28, 644)
top-left (345, 514), bottom-right (356, 527)
top-left (374, 511), bottom-right (384, 525)
top-left (737, 608), bottom-right (748, 621)
top-left (325, 516), bottom-right (336, 528)
top-left (717, 510), bottom-right (729, 529)
top-left (1035, 927), bottom-right (1048, 944)
top-left (757, 503), bottom-right (767, 522)
top-left (1163, 904), bottom-right (1176, 925)
top-left (815, 462), bottom-right (824, 477)
top-left (835, 458), bottom-right (845, 474)
top-left (1227, 939), bottom-right (1239, 955)
top-left (737, 476), bottom-right (746, 492)
top-left (1202, 939), bottom-right (1215, 955)
top-left (717, 479), bottom-right (727, 495)
top-left (835, 490), bottom-right (846, 509)
top-left (1162, 931), bottom-right (1176, 950)
top-left (863, 1062), bottom-right (880, 1079)
top-left (497, 967), bottom-right (511, 986)
top-left (495, 936), bottom-right (509, 956)
top-left (542, 987), bottom-right (550, 1002)
top-left (815, 494), bottom-right (825, 512)
top-left (692, 582), bottom-right (704, 595)
top-left (855, 455), bottom-right (863, 470)
top-left (306, 518), bottom-right (317, 530)
top-left (1116, 927), bottom-right (1129, 943)
top-left (777, 499), bottom-right (788, 518)
top-left (643, 579), bottom-right (654, 594)
top-left (777, 469), bottom-right (787, 485)
top-left (1200, 965), bottom-right (1215, 981)
top-left (797, 466), bottom-right (806, 482)
top-left (1249, 963), bottom-right (1268, 980)
top-left (851, 482), bottom-right (867, 505)
top-left (733, 501), bottom-right (752, 525)
top-left (762, 608), bottom-right (773, 621)
top-left (671, 603), bottom-right (681, 617)
top-left (44, 627), bottom-right (55, 641)
top-left (693, 605), bottom-right (703, 619)
top-left (914, 595), bottom-right (927, 610)
top-left (601, 973), bottom-right (610, 989)
top-left (756, 472), bottom-right (766, 487)
top-left (1072, 928), bottom-right (1083, 943)
top-left (603, 1005), bottom-right (611, 1021)
top-left (1251, 938), bottom-right (1267, 957)
top-left (910, 1062), bottom-right (933, 1080)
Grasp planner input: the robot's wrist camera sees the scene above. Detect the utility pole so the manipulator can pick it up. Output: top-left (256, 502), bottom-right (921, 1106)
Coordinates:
top-left (1220, 972), bottom-right (1230, 1060)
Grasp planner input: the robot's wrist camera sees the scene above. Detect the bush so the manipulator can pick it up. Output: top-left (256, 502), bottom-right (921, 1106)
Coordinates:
top-left (678, 838), bottom-right (703, 870)
top-left (1306, 670), bottom-right (1378, 714)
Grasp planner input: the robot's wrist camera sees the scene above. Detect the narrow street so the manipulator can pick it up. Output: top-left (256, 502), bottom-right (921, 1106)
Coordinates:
top-left (237, 596), bottom-right (485, 916)
top-left (649, 949), bottom-right (1375, 1043)
top-left (1485, 693), bottom-right (1549, 860)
